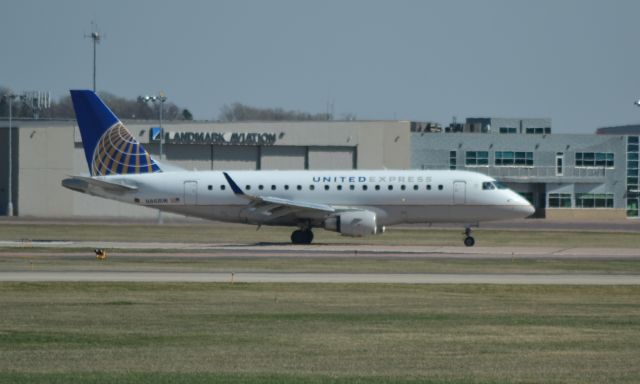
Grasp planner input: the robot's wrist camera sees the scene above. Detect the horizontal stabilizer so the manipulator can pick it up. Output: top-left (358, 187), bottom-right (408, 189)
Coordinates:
top-left (62, 176), bottom-right (138, 194)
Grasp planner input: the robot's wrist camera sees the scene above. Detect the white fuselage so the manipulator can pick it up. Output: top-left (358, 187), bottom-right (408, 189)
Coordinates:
top-left (85, 170), bottom-right (534, 226)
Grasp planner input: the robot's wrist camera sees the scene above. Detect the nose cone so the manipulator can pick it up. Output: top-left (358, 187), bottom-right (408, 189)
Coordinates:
top-left (508, 193), bottom-right (535, 218)
top-left (514, 201), bottom-right (536, 217)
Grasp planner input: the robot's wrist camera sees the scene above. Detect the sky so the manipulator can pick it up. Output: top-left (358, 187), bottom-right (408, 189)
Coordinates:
top-left (2, 0), bottom-right (640, 132)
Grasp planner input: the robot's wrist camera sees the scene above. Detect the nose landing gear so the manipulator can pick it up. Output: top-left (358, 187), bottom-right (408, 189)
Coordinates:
top-left (463, 227), bottom-right (475, 247)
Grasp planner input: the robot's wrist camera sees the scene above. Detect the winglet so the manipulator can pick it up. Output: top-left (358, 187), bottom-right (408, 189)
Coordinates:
top-left (223, 172), bottom-right (244, 195)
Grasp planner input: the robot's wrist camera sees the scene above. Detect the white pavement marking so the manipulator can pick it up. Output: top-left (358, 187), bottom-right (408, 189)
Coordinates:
top-left (0, 272), bottom-right (639, 285)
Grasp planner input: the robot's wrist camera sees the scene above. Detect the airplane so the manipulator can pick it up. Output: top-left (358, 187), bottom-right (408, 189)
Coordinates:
top-left (62, 90), bottom-right (535, 246)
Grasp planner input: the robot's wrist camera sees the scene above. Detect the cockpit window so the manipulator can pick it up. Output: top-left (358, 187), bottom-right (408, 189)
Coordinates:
top-left (482, 181), bottom-right (495, 190)
top-left (494, 181), bottom-right (508, 189)
top-left (483, 181), bottom-right (509, 190)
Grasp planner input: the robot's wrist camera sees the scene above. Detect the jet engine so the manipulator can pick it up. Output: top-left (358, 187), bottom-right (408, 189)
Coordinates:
top-left (324, 211), bottom-right (379, 237)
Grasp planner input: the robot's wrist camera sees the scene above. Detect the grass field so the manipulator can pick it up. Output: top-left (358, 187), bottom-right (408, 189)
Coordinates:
top-left (2, 222), bottom-right (640, 248)
top-left (1, 283), bottom-right (639, 383)
top-left (1, 222), bottom-right (639, 383)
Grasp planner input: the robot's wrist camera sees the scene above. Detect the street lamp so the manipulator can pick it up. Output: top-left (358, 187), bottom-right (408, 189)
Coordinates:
top-left (3, 94), bottom-right (19, 217)
top-left (138, 92), bottom-right (168, 224)
top-left (138, 92), bottom-right (167, 160)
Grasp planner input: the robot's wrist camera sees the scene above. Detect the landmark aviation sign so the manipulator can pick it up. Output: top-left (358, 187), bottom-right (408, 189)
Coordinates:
top-left (150, 128), bottom-right (278, 145)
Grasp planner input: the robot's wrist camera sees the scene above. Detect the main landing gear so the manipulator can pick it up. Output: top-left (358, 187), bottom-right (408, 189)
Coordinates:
top-left (463, 227), bottom-right (475, 247)
top-left (291, 229), bottom-right (314, 244)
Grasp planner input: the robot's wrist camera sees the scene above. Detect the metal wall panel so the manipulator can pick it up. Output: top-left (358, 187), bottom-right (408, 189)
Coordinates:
top-left (308, 146), bottom-right (356, 169)
top-left (260, 146), bottom-right (306, 170)
top-left (212, 146), bottom-right (258, 170)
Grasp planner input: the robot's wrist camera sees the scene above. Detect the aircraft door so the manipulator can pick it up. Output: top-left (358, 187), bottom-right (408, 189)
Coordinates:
top-left (184, 181), bottom-right (198, 205)
top-left (453, 181), bottom-right (466, 204)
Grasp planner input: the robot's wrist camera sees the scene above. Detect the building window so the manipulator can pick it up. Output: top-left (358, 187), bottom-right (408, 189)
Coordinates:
top-left (449, 151), bottom-right (457, 170)
top-left (465, 151), bottom-right (489, 166)
top-left (495, 151), bottom-right (533, 166)
top-left (575, 193), bottom-right (614, 208)
top-left (525, 127), bottom-right (550, 134)
top-left (499, 127), bottom-right (517, 134)
top-left (548, 193), bottom-right (572, 208)
top-left (575, 152), bottom-right (614, 168)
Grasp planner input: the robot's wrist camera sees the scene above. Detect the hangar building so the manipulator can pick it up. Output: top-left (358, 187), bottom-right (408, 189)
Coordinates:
top-left (0, 116), bottom-right (638, 220)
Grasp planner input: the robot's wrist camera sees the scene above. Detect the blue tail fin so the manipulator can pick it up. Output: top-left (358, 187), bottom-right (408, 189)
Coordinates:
top-left (70, 90), bottom-right (161, 176)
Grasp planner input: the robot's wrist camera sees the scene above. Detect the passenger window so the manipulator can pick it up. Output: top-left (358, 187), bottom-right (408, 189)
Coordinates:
top-left (245, 185), bottom-right (251, 190)
top-left (259, 185), bottom-right (264, 190)
top-left (337, 185), bottom-right (343, 191)
top-left (284, 185), bottom-right (289, 190)
top-left (388, 185), bottom-right (393, 191)
top-left (413, 185), bottom-right (418, 191)
top-left (309, 185), bottom-right (315, 191)
top-left (375, 185), bottom-right (381, 191)
top-left (363, 185), bottom-right (368, 191)
top-left (438, 185), bottom-right (444, 190)
top-left (324, 185), bottom-right (330, 191)
top-left (427, 185), bottom-right (432, 191)
top-left (350, 185), bottom-right (355, 191)
top-left (271, 185), bottom-right (276, 190)
top-left (220, 185), bottom-right (226, 190)
top-left (208, 185), bottom-right (213, 191)
top-left (297, 185), bottom-right (302, 190)
top-left (401, 185), bottom-right (406, 191)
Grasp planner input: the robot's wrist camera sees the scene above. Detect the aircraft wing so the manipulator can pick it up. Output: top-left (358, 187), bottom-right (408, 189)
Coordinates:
top-left (223, 172), bottom-right (337, 221)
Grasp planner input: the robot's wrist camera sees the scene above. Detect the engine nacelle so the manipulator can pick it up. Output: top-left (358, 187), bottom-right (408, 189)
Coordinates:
top-left (324, 210), bottom-right (378, 237)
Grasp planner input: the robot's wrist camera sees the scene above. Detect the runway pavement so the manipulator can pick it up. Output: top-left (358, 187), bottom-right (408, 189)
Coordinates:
top-left (0, 271), bottom-right (639, 285)
top-left (1, 240), bottom-right (639, 285)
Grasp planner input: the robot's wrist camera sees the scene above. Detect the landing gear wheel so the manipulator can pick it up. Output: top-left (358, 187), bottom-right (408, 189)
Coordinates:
top-left (464, 236), bottom-right (475, 247)
top-left (463, 226), bottom-right (475, 247)
top-left (291, 229), bottom-right (314, 244)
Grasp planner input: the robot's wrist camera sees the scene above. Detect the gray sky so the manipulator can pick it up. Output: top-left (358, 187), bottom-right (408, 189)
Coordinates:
top-left (2, 0), bottom-right (640, 132)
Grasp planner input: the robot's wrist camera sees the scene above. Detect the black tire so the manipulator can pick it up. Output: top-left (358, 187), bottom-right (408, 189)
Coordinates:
top-left (291, 230), bottom-right (303, 244)
top-left (464, 236), bottom-right (475, 247)
top-left (302, 230), bottom-right (314, 244)
top-left (291, 229), bottom-right (313, 244)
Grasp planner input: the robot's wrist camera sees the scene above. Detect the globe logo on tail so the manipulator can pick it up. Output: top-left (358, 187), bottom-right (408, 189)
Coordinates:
top-left (91, 122), bottom-right (161, 176)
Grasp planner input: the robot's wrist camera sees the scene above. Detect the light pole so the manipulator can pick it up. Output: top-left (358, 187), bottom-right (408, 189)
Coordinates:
top-left (138, 92), bottom-right (167, 160)
top-left (4, 94), bottom-right (18, 217)
top-left (138, 92), bottom-right (168, 224)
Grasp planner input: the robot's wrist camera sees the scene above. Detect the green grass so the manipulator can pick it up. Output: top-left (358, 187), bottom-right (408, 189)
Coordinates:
top-left (2, 222), bottom-right (640, 247)
top-left (1, 254), bottom-right (640, 274)
top-left (1, 283), bottom-right (639, 383)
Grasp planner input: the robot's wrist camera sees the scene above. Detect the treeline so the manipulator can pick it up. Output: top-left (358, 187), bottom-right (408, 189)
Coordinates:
top-left (0, 86), bottom-right (193, 121)
top-left (219, 102), bottom-right (334, 122)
